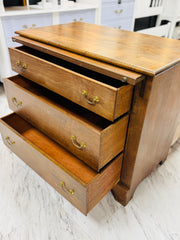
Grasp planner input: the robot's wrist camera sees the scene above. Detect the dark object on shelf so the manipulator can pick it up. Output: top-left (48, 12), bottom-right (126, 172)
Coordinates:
top-left (29, 0), bottom-right (41, 4)
top-left (3, 0), bottom-right (40, 6)
top-left (134, 16), bottom-right (157, 31)
top-left (3, 0), bottom-right (23, 7)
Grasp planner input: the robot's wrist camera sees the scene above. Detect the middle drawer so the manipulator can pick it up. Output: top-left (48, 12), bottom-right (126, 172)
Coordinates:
top-left (4, 75), bottom-right (129, 171)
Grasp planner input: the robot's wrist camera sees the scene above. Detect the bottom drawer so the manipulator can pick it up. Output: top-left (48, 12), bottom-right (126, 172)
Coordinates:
top-left (0, 113), bottom-right (122, 215)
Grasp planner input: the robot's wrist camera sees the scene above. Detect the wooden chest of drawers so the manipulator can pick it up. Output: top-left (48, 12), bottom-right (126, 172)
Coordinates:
top-left (1, 22), bottom-right (180, 215)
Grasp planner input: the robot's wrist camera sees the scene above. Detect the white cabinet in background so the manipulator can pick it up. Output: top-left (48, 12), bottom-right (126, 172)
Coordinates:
top-left (59, 9), bottom-right (95, 24)
top-left (0, 1), bottom-right (100, 81)
top-left (0, 13), bottom-right (52, 78)
top-left (160, 0), bottom-right (180, 38)
top-left (101, 0), bottom-right (135, 31)
top-left (2, 13), bottom-right (52, 48)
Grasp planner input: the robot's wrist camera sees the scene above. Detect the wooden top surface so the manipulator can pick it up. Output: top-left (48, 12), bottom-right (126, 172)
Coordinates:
top-left (15, 22), bottom-right (180, 76)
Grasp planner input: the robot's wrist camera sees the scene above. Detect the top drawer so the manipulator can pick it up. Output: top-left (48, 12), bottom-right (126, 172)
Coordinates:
top-left (9, 46), bottom-right (133, 122)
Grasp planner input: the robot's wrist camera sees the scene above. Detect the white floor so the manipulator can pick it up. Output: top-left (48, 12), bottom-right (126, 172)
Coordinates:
top-left (0, 82), bottom-right (180, 240)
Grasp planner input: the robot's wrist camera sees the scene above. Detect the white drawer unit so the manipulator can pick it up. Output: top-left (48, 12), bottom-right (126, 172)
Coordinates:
top-left (102, 2), bottom-right (134, 22)
top-left (0, 1), bottom-right (100, 81)
top-left (102, 18), bottom-right (133, 31)
top-left (101, 0), bottom-right (135, 31)
top-left (59, 9), bottom-right (95, 24)
top-left (0, 13), bottom-right (52, 79)
top-left (2, 14), bottom-right (52, 48)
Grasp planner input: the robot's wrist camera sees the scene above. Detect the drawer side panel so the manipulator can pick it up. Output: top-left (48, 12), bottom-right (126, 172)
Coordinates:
top-left (100, 115), bottom-right (129, 168)
top-left (114, 85), bottom-right (133, 119)
top-left (87, 154), bottom-right (122, 212)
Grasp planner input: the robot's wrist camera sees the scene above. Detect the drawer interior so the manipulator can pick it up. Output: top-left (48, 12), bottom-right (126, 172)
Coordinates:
top-left (7, 75), bottom-right (120, 130)
top-left (2, 113), bottom-right (98, 184)
top-left (16, 46), bottom-right (127, 88)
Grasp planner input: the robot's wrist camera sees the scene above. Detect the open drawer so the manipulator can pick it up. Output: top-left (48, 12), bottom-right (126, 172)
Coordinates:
top-left (4, 75), bottom-right (129, 171)
top-left (9, 46), bottom-right (133, 121)
top-left (0, 113), bottom-right (122, 215)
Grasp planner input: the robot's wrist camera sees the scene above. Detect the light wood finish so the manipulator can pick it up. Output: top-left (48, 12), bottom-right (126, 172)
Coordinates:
top-left (12, 36), bottom-right (144, 86)
top-left (4, 75), bottom-right (128, 171)
top-left (0, 113), bottom-right (122, 215)
top-left (15, 22), bottom-right (180, 76)
top-left (112, 63), bottom-right (180, 205)
top-left (9, 46), bottom-right (133, 121)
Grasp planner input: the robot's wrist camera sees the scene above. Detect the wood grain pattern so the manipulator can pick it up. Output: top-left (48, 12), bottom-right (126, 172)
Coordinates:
top-left (15, 22), bottom-right (180, 76)
top-left (4, 75), bottom-right (128, 171)
top-left (100, 114), bottom-right (129, 169)
top-left (114, 85), bottom-right (133, 120)
top-left (0, 113), bottom-right (122, 215)
top-left (12, 36), bottom-right (144, 85)
top-left (9, 47), bottom-right (132, 121)
top-left (112, 63), bottom-right (180, 205)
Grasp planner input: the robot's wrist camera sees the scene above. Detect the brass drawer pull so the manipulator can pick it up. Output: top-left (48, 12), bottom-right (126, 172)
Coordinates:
top-left (60, 182), bottom-right (74, 195)
top-left (16, 60), bottom-right (21, 67)
top-left (73, 18), bottom-right (83, 22)
top-left (5, 136), bottom-right (15, 146)
top-left (12, 97), bottom-right (22, 108)
top-left (82, 90), bottom-right (99, 105)
top-left (22, 63), bottom-right (27, 69)
top-left (71, 136), bottom-right (86, 150)
top-left (114, 9), bottom-right (123, 14)
top-left (15, 61), bottom-right (27, 70)
top-left (22, 24), bottom-right (36, 29)
top-left (22, 24), bottom-right (28, 29)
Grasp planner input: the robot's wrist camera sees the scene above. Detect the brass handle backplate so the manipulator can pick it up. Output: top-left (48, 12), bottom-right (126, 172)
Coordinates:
top-left (60, 182), bottom-right (74, 195)
top-left (5, 136), bottom-right (15, 146)
top-left (22, 24), bottom-right (36, 29)
top-left (22, 63), bottom-right (27, 69)
top-left (15, 60), bottom-right (27, 70)
top-left (12, 97), bottom-right (22, 108)
top-left (82, 90), bottom-right (99, 105)
top-left (16, 60), bottom-right (21, 67)
top-left (114, 9), bottom-right (123, 14)
top-left (73, 18), bottom-right (83, 22)
top-left (71, 136), bottom-right (86, 150)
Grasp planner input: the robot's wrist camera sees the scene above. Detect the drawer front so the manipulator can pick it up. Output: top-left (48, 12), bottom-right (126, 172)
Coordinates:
top-left (0, 113), bottom-right (122, 215)
top-left (9, 47), bottom-right (133, 121)
top-left (4, 76), bottom-right (128, 171)
top-left (60, 9), bottom-right (95, 24)
top-left (102, 2), bottom-right (134, 23)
